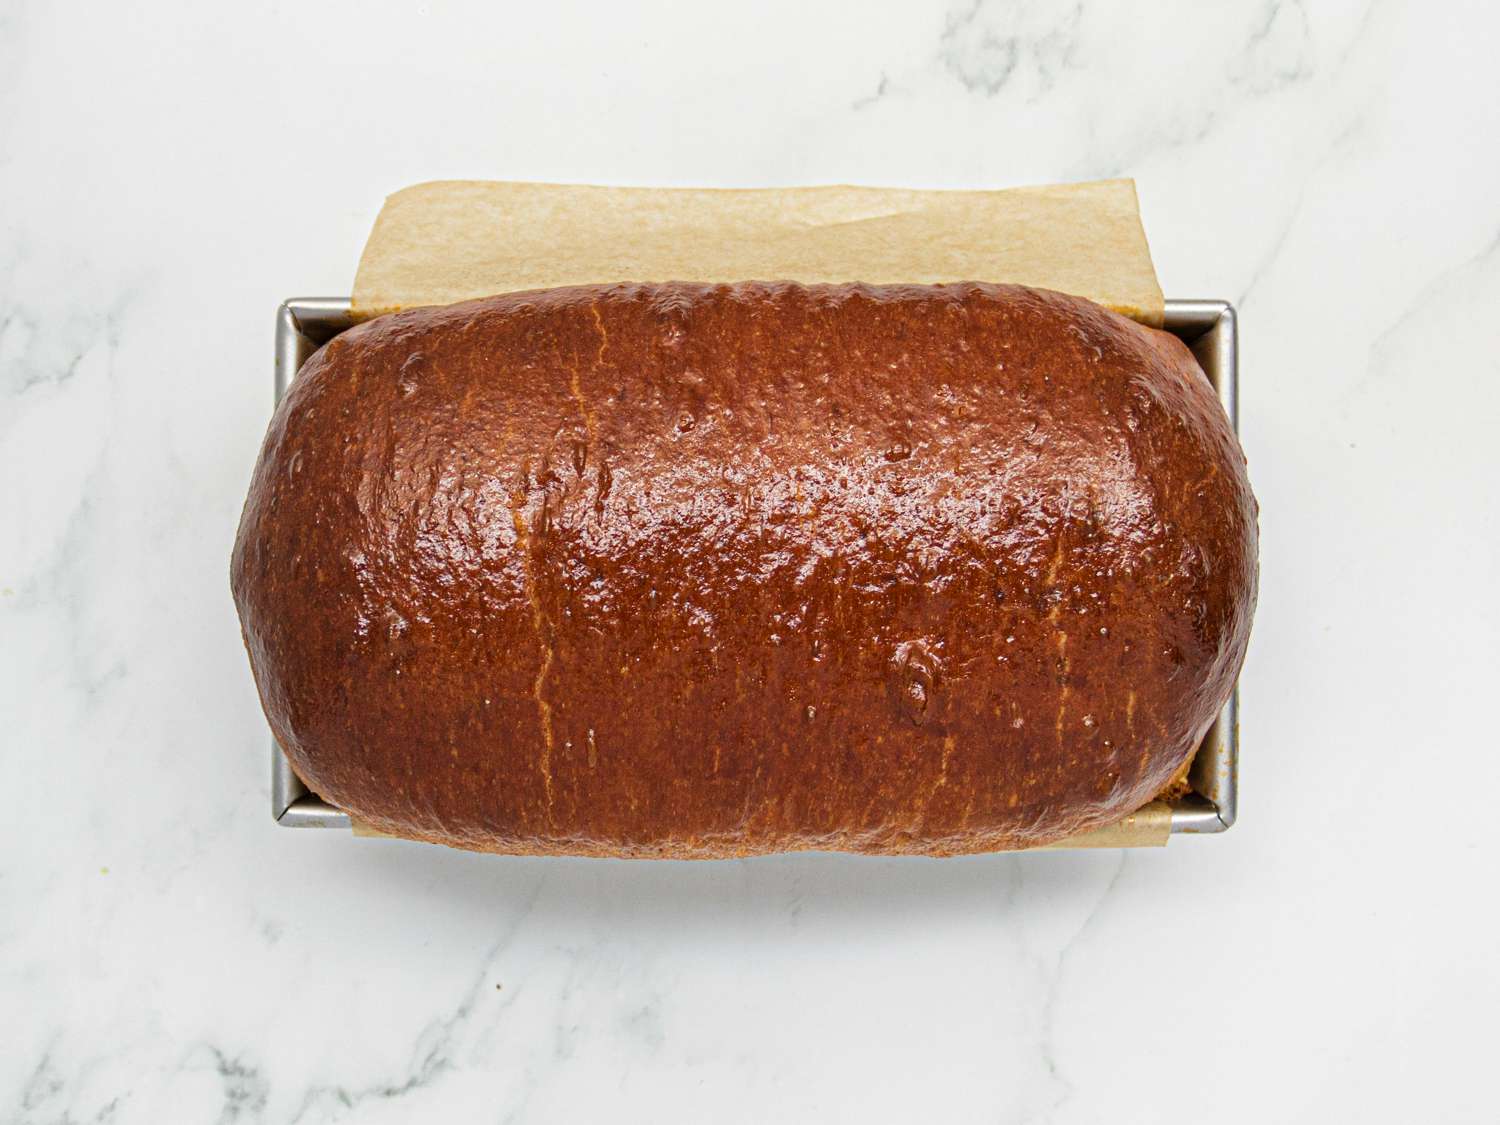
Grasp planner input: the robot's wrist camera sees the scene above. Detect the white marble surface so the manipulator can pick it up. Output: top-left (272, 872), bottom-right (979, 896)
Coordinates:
top-left (4, 1), bottom-right (1498, 1120)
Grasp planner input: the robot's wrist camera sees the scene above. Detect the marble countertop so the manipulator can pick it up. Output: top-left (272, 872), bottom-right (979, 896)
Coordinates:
top-left (5, 1), bottom-right (1497, 1121)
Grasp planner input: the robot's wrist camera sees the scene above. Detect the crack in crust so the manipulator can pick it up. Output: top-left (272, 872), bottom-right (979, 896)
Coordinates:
top-left (510, 492), bottom-right (554, 817)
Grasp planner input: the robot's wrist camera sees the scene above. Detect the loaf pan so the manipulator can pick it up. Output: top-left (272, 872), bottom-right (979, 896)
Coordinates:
top-left (267, 297), bottom-right (1241, 838)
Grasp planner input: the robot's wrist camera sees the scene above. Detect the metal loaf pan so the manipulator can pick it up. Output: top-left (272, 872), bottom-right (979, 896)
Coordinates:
top-left (268, 297), bottom-right (1241, 837)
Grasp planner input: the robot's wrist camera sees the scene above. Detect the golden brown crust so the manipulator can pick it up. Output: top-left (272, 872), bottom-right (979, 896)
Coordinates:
top-left (232, 282), bottom-right (1257, 855)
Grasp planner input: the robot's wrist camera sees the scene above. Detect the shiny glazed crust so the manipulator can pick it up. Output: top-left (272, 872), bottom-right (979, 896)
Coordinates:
top-left (232, 282), bottom-right (1258, 855)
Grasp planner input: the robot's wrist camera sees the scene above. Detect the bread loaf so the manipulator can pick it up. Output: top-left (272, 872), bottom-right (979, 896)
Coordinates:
top-left (232, 282), bottom-right (1257, 855)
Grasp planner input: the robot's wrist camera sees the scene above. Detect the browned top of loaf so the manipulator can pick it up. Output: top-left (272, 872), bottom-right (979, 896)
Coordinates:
top-left (232, 282), bottom-right (1257, 855)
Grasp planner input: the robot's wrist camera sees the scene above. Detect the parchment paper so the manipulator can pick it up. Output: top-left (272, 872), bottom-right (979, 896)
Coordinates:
top-left (349, 805), bottom-right (1172, 850)
top-left (343, 178), bottom-right (1172, 851)
top-left (1045, 801), bottom-right (1172, 849)
top-left (352, 179), bottom-right (1163, 325)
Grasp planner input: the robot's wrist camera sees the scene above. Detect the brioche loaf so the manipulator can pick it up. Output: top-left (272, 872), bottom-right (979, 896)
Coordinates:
top-left (232, 282), bottom-right (1257, 855)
